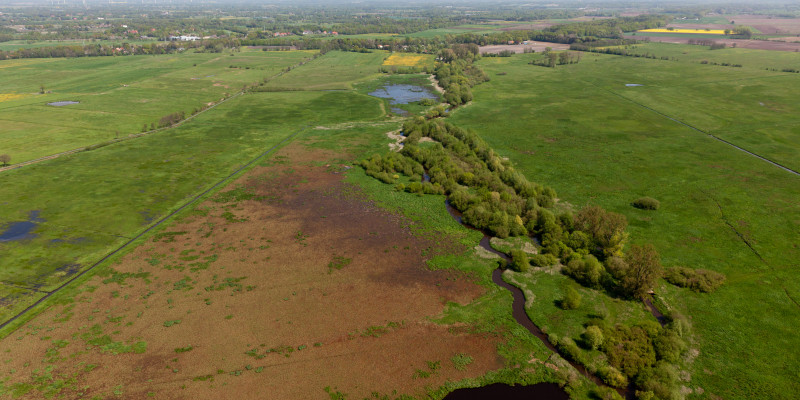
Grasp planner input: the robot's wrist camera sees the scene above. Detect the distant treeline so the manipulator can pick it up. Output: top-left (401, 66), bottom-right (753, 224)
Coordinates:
top-left (0, 38), bottom-right (241, 60)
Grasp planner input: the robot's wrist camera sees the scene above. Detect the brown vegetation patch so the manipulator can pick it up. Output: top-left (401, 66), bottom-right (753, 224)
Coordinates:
top-left (479, 43), bottom-right (570, 55)
top-left (728, 15), bottom-right (800, 35)
top-left (635, 35), bottom-right (800, 51)
top-left (0, 142), bottom-right (504, 399)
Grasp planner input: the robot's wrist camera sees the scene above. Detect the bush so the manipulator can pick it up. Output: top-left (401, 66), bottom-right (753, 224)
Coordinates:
top-left (583, 325), bottom-right (604, 350)
top-left (632, 197), bottom-right (660, 210)
top-left (530, 253), bottom-right (558, 267)
top-left (560, 287), bottom-right (582, 310)
top-left (597, 365), bottom-right (628, 388)
top-left (509, 249), bottom-right (529, 272)
top-left (590, 386), bottom-right (624, 400)
top-left (664, 266), bottom-right (726, 293)
top-left (556, 337), bottom-right (583, 362)
top-left (563, 254), bottom-right (605, 288)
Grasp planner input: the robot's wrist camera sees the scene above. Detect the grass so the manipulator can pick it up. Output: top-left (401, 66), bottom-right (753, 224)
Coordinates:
top-left (382, 53), bottom-right (434, 68)
top-left (446, 47), bottom-right (800, 399)
top-left (263, 50), bottom-right (388, 90)
top-left (0, 60), bottom-right (385, 323)
top-left (0, 50), bottom-right (314, 163)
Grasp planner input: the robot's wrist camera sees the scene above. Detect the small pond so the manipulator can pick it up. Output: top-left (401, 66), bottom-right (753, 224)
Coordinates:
top-left (443, 383), bottom-right (568, 400)
top-left (0, 211), bottom-right (44, 242)
top-left (48, 101), bottom-right (80, 106)
top-left (368, 84), bottom-right (437, 105)
top-left (625, 84), bottom-right (644, 87)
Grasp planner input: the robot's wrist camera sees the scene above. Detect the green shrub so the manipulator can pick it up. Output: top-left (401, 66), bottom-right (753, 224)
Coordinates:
top-left (530, 253), bottom-right (558, 267)
top-left (591, 386), bottom-right (624, 400)
top-left (664, 266), bottom-right (726, 293)
top-left (561, 287), bottom-right (582, 310)
top-left (563, 254), bottom-right (605, 288)
top-left (583, 325), bottom-right (604, 350)
top-left (632, 197), bottom-right (660, 210)
top-left (597, 365), bottom-right (628, 388)
top-left (556, 337), bottom-right (583, 363)
top-left (509, 249), bottom-right (529, 272)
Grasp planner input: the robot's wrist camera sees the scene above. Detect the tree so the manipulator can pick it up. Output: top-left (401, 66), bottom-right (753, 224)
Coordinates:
top-left (0, 154), bottom-right (10, 166)
top-left (583, 325), bottom-right (604, 350)
top-left (561, 286), bottom-right (582, 310)
top-left (574, 205), bottom-right (628, 258)
top-left (509, 249), bottom-right (529, 272)
top-left (621, 244), bottom-right (662, 298)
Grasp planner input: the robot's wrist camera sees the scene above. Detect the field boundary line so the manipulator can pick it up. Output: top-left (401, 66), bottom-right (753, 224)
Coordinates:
top-left (586, 80), bottom-right (800, 177)
top-left (0, 125), bottom-right (310, 332)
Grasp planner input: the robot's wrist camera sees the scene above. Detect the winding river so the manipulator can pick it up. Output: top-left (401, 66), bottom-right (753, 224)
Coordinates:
top-left (443, 200), bottom-right (634, 399)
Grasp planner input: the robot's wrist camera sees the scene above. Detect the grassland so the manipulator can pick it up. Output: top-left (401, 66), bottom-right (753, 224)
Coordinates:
top-left (448, 48), bottom-right (800, 399)
top-left (2, 37), bottom-right (799, 400)
top-left (0, 49), bottom-right (314, 163)
top-left (0, 50), bottom-right (590, 399)
top-left (263, 50), bottom-right (388, 90)
top-left (0, 53), bottom-right (384, 324)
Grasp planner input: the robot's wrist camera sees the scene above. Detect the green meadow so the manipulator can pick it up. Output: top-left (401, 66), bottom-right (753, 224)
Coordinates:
top-left (0, 51), bottom-right (385, 322)
top-left (1, 39), bottom-right (799, 400)
top-left (0, 50), bottom-right (314, 162)
top-left (263, 50), bottom-right (388, 90)
top-left (448, 48), bottom-right (800, 399)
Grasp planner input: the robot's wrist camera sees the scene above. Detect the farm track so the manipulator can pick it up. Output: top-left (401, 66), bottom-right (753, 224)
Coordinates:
top-left (0, 125), bottom-right (309, 331)
top-left (586, 80), bottom-right (800, 178)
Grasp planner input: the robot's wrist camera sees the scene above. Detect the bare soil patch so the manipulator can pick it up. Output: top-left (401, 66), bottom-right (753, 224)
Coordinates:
top-left (729, 15), bottom-right (800, 35)
top-left (0, 143), bottom-right (504, 399)
top-left (666, 23), bottom-right (734, 31)
top-left (636, 35), bottom-right (800, 51)
top-left (479, 43), bottom-right (570, 55)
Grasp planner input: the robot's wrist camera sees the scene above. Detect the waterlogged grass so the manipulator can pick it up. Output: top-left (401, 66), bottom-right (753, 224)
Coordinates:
top-left (448, 49), bottom-right (800, 399)
top-left (0, 50), bottom-right (313, 162)
top-left (0, 88), bottom-right (383, 322)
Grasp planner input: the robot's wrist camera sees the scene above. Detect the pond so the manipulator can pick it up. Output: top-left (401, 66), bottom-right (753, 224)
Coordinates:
top-left (368, 84), bottom-right (437, 105)
top-left (0, 210), bottom-right (44, 242)
top-left (48, 101), bottom-right (80, 106)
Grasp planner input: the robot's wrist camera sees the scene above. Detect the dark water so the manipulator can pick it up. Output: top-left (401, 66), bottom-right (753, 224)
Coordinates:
top-left (390, 107), bottom-right (409, 115)
top-left (443, 200), bottom-right (627, 397)
top-left (47, 101), bottom-right (80, 106)
top-left (0, 211), bottom-right (44, 242)
top-left (443, 383), bottom-right (568, 400)
top-left (368, 84), bottom-right (437, 104)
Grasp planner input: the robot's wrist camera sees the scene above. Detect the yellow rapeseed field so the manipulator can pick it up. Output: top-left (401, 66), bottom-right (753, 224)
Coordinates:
top-left (638, 28), bottom-right (728, 35)
top-left (382, 53), bottom-right (428, 67)
top-left (0, 93), bottom-right (29, 102)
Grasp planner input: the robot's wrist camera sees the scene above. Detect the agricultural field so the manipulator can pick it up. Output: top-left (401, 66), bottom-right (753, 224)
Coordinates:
top-left (638, 28), bottom-right (728, 34)
top-left (448, 47), bottom-right (800, 399)
top-left (0, 50), bottom-right (314, 163)
top-left (382, 52), bottom-right (434, 68)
